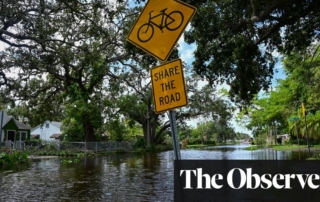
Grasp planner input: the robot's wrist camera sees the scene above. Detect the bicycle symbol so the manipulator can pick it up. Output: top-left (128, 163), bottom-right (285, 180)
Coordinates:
top-left (137, 8), bottom-right (184, 43)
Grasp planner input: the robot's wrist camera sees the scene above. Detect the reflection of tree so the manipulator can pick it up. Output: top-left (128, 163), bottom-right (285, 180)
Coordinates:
top-left (58, 157), bottom-right (104, 201)
top-left (143, 153), bottom-right (160, 171)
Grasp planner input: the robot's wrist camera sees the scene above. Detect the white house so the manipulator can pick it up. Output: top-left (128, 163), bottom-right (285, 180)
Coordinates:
top-left (31, 121), bottom-right (62, 141)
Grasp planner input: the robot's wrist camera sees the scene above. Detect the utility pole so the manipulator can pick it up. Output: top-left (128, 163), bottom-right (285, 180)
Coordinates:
top-left (295, 121), bottom-right (301, 160)
top-left (289, 117), bottom-right (301, 160)
top-left (301, 103), bottom-right (311, 157)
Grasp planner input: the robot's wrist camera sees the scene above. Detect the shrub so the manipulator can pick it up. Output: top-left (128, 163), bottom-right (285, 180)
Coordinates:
top-left (206, 140), bottom-right (216, 145)
top-left (134, 136), bottom-right (146, 148)
top-left (0, 151), bottom-right (28, 165)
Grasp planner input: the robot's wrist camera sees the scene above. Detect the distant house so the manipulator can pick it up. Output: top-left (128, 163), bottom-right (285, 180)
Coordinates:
top-left (277, 134), bottom-right (290, 144)
top-left (0, 111), bottom-right (31, 142)
top-left (31, 121), bottom-right (63, 141)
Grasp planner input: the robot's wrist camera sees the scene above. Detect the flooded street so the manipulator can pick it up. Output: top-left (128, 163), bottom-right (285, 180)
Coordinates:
top-left (0, 145), bottom-right (310, 201)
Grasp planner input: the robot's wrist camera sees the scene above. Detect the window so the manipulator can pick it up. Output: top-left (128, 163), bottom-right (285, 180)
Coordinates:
top-left (46, 123), bottom-right (49, 128)
top-left (20, 132), bottom-right (27, 141)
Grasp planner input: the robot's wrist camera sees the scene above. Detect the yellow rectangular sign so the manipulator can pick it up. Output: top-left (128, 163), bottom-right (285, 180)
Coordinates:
top-left (127, 0), bottom-right (197, 62)
top-left (151, 59), bottom-right (188, 113)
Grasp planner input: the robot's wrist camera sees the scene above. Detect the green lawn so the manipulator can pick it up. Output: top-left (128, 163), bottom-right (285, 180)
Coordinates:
top-left (271, 144), bottom-right (320, 151)
top-left (186, 144), bottom-right (216, 149)
top-left (243, 145), bottom-right (259, 151)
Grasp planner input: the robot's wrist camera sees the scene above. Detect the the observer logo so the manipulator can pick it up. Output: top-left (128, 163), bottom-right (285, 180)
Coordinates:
top-left (180, 168), bottom-right (320, 190)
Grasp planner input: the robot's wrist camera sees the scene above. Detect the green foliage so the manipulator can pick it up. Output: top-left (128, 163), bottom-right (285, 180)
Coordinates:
top-left (238, 45), bottom-right (320, 141)
top-left (205, 140), bottom-right (216, 145)
top-left (243, 145), bottom-right (259, 151)
top-left (61, 118), bottom-right (84, 141)
top-left (134, 136), bottom-right (146, 148)
top-left (0, 0), bottom-right (240, 146)
top-left (0, 0), bottom-right (130, 141)
top-left (48, 143), bottom-right (57, 151)
top-left (189, 118), bottom-right (237, 145)
top-left (254, 134), bottom-right (267, 146)
top-left (25, 146), bottom-right (86, 157)
top-left (0, 150), bottom-right (29, 166)
top-left (184, 0), bottom-right (320, 105)
top-left (288, 112), bottom-right (320, 143)
top-left (106, 119), bottom-right (127, 142)
top-left (236, 132), bottom-right (251, 140)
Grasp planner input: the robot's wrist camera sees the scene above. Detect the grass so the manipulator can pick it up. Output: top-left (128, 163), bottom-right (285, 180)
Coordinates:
top-left (306, 158), bottom-right (320, 160)
top-left (186, 144), bottom-right (216, 149)
top-left (271, 144), bottom-right (320, 151)
top-left (243, 145), bottom-right (259, 151)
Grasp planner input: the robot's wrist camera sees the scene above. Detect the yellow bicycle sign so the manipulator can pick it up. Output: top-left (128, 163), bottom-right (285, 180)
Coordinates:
top-left (127, 0), bottom-right (197, 62)
top-left (138, 8), bottom-right (184, 43)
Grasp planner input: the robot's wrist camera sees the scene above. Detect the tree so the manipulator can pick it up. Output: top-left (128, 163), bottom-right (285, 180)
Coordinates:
top-left (106, 119), bottom-right (128, 142)
top-left (239, 45), bottom-right (320, 139)
top-left (0, 72), bottom-right (7, 86)
top-left (105, 50), bottom-right (233, 145)
top-left (0, 0), bottom-right (132, 141)
top-left (0, 1), bottom-right (241, 145)
top-left (192, 118), bottom-right (237, 144)
top-left (184, 0), bottom-right (320, 105)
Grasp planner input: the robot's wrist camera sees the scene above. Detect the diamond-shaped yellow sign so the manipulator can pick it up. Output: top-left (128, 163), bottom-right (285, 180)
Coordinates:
top-left (127, 0), bottom-right (197, 62)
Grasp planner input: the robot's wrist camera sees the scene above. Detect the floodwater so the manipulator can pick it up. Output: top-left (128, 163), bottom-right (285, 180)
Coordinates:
top-left (0, 145), bottom-right (311, 201)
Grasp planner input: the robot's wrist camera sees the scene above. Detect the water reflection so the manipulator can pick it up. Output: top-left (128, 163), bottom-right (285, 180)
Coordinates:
top-left (0, 152), bottom-right (175, 202)
top-left (0, 145), bottom-right (312, 201)
top-left (182, 144), bottom-right (310, 160)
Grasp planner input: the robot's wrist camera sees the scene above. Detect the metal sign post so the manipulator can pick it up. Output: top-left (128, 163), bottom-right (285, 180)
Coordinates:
top-left (168, 110), bottom-right (181, 160)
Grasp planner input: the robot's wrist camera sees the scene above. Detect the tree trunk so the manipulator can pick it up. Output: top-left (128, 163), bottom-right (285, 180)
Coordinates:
top-left (83, 121), bottom-right (95, 142)
top-left (143, 122), bottom-right (158, 145)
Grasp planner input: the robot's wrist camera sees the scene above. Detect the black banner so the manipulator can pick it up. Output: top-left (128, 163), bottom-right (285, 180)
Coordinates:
top-left (174, 160), bottom-right (320, 202)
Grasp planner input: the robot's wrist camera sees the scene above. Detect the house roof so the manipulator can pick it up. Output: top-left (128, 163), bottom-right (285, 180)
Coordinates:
top-left (31, 121), bottom-right (62, 132)
top-left (2, 116), bottom-right (31, 130)
top-left (51, 122), bottom-right (62, 128)
top-left (50, 133), bottom-right (61, 138)
top-left (31, 134), bottom-right (40, 139)
top-left (0, 110), bottom-right (9, 129)
top-left (14, 118), bottom-right (32, 130)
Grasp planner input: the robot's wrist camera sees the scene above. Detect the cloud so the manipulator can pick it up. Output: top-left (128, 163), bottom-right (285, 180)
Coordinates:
top-left (177, 24), bottom-right (197, 64)
top-left (178, 40), bottom-right (196, 64)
